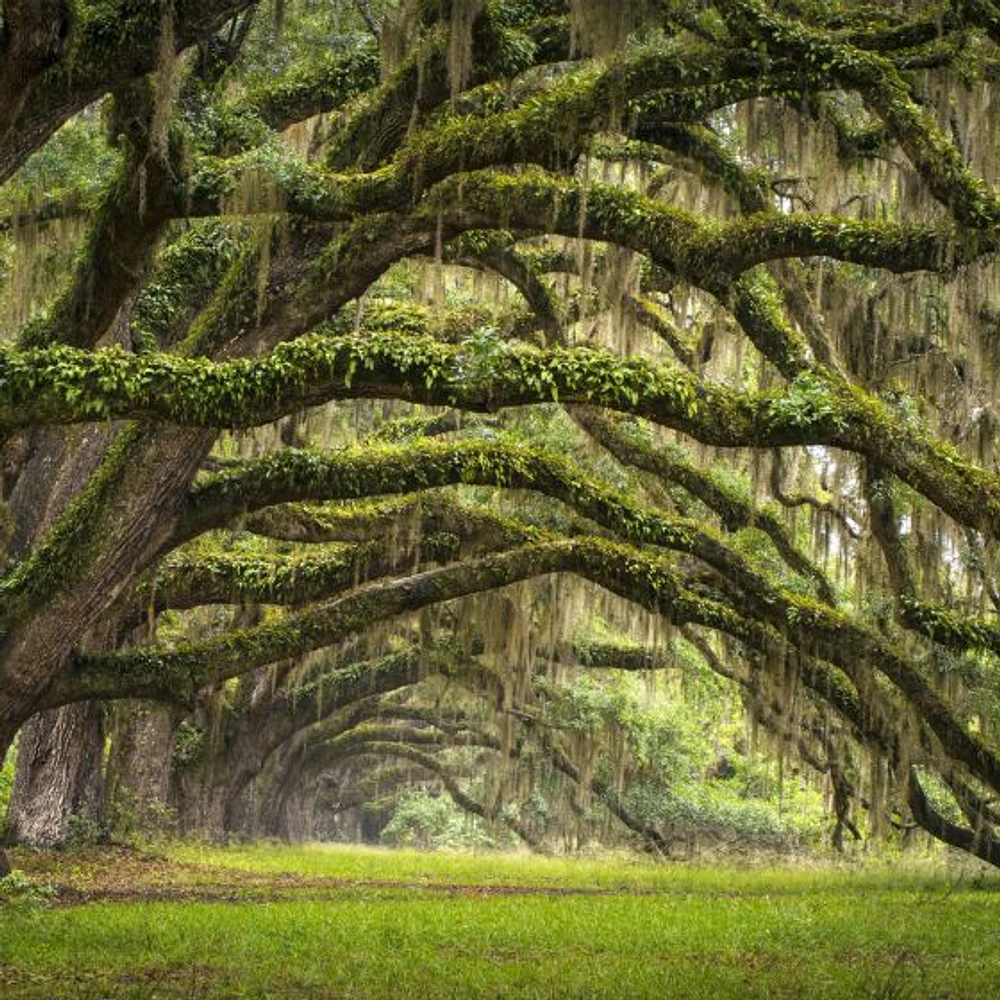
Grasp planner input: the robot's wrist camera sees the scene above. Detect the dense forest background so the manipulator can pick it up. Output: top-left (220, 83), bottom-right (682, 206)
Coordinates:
top-left (3, 0), bottom-right (1000, 870)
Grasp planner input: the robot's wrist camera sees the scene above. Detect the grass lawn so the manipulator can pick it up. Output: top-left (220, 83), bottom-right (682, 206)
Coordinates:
top-left (1, 843), bottom-right (999, 998)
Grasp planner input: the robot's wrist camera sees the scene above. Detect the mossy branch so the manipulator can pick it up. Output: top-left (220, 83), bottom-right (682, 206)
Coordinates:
top-left (3, 329), bottom-right (1000, 541)
top-left (65, 534), bottom-right (1000, 795)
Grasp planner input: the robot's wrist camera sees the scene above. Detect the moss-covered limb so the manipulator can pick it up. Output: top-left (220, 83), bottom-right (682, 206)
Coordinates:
top-left (631, 124), bottom-right (839, 370)
top-left (305, 700), bottom-right (486, 756)
top-left (71, 527), bottom-right (997, 799)
top-left (7, 326), bottom-right (1000, 543)
top-left (243, 493), bottom-right (530, 554)
top-left (147, 541), bottom-right (434, 612)
top-left (64, 536), bottom-right (723, 708)
top-left (727, 0), bottom-right (1000, 228)
top-left (260, 649), bottom-right (458, 753)
top-left (183, 147), bottom-right (381, 223)
top-left (942, 769), bottom-right (1000, 830)
top-left (0, 424), bottom-right (214, 673)
top-left (372, 411), bottom-right (495, 442)
top-left (735, 590), bottom-right (1000, 795)
top-left (897, 598), bottom-right (1000, 657)
top-left (326, 723), bottom-right (497, 757)
top-left (639, 121), bottom-right (771, 214)
top-left (0, 191), bottom-right (92, 234)
top-left (190, 43), bottom-right (767, 224)
top-left (18, 145), bottom-right (174, 350)
top-left (152, 505), bottom-right (530, 612)
top-left (227, 42), bottom-right (379, 133)
top-left (20, 81), bottom-right (178, 347)
top-left (0, 329), bottom-right (748, 435)
top-left (323, 30), bottom-right (448, 171)
top-left (177, 219), bottom-right (334, 361)
top-left (630, 298), bottom-right (697, 368)
top-left (378, 42), bottom-right (770, 198)
top-left (822, 99), bottom-right (889, 162)
top-left (394, 514), bottom-right (1000, 806)
top-left (445, 240), bottom-right (681, 357)
top-left (907, 765), bottom-right (1000, 867)
top-left (569, 640), bottom-right (676, 672)
top-left (186, 166), bottom-right (978, 368)
top-left (445, 242), bottom-right (564, 345)
top-left (724, 276), bottom-right (1000, 543)
top-left (243, 497), bottom-right (433, 544)
top-left (129, 222), bottom-right (247, 353)
top-left (183, 436), bottom-right (825, 608)
top-left (572, 408), bottom-right (837, 603)
top-left (241, 644), bottom-right (501, 782)
top-left (632, 69), bottom-right (815, 129)
top-left (52, 537), bottom-right (868, 756)
top-left (834, 5), bottom-right (962, 52)
top-left (190, 153), bottom-right (976, 287)
top-left (858, 71), bottom-right (1000, 228)
top-left (428, 171), bottom-right (989, 295)
top-left (68, 542), bottom-right (562, 698)
top-left (324, 0), bottom-right (556, 172)
top-left (722, 266), bottom-right (809, 379)
top-left (1, 0), bottom-right (258, 184)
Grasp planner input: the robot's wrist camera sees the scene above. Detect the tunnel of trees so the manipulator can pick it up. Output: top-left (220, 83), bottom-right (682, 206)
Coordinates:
top-left (4, 0), bottom-right (1000, 872)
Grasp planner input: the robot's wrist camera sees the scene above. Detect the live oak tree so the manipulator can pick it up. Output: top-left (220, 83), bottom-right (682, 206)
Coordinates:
top-left (5, 0), bottom-right (1000, 867)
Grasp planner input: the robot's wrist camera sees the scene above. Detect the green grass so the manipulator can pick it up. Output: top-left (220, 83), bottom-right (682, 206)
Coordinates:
top-left (2, 844), bottom-right (1000, 998)
top-left (166, 839), bottom-right (991, 893)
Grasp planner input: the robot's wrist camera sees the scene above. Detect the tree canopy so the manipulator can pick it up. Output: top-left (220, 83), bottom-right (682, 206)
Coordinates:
top-left (4, 0), bottom-right (1000, 865)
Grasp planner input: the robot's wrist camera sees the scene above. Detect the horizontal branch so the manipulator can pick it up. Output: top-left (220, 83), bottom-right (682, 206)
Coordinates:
top-left (4, 329), bottom-right (1000, 541)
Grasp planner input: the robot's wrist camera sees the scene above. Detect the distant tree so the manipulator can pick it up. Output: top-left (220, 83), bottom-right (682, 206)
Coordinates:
top-left (4, 0), bottom-right (1000, 869)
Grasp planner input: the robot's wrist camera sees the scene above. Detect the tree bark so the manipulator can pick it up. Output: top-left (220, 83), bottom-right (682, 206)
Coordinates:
top-left (104, 702), bottom-right (175, 839)
top-left (7, 703), bottom-right (105, 847)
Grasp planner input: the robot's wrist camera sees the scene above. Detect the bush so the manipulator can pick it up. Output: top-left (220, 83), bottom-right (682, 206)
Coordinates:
top-left (380, 790), bottom-right (498, 851)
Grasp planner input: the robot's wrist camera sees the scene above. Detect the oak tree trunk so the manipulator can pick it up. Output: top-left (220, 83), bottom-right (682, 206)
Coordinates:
top-left (7, 702), bottom-right (105, 847)
top-left (104, 701), bottom-right (176, 839)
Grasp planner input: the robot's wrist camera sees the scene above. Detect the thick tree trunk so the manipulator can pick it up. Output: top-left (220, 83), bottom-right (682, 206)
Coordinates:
top-left (173, 780), bottom-right (230, 840)
top-left (262, 759), bottom-right (322, 842)
top-left (274, 778), bottom-right (317, 842)
top-left (7, 703), bottom-right (105, 847)
top-left (104, 702), bottom-right (175, 839)
top-left (171, 744), bottom-right (233, 840)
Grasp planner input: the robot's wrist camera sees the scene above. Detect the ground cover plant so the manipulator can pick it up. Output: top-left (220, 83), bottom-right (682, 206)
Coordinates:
top-left (2, 843), bottom-right (999, 999)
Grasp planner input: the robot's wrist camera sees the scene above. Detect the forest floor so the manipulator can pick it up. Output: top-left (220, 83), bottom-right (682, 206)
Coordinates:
top-left (1, 843), bottom-right (999, 998)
